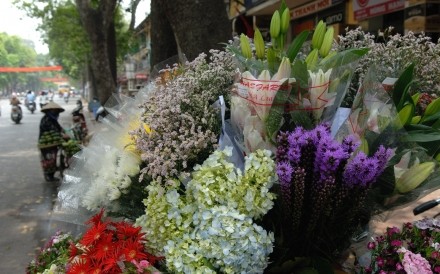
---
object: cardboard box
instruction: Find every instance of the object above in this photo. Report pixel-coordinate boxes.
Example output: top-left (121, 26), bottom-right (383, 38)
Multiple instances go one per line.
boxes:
top-left (404, 2), bottom-right (440, 33)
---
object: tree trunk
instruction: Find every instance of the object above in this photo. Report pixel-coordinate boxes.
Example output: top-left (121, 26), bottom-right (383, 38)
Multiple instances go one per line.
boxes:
top-left (150, 0), bottom-right (231, 68)
top-left (75, 0), bottom-right (117, 105)
top-left (150, 0), bottom-right (178, 68)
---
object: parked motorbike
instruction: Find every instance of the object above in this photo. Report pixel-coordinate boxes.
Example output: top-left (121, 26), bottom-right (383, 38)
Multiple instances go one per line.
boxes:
top-left (71, 100), bottom-right (89, 144)
top-left (11, 105), bottom-right (22, 124)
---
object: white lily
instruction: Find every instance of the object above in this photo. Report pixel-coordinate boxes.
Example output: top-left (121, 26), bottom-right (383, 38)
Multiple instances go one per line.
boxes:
top-left (243, 115), bottom-right (275, 154)
top-left (240, 57), bottom-right (294, 121)
top-left (308, 68), bottom-right (334, 121)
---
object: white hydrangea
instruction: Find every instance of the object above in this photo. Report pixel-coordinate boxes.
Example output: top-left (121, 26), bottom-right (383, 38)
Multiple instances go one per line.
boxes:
top-left (137, 147), bottom-right (276, 272)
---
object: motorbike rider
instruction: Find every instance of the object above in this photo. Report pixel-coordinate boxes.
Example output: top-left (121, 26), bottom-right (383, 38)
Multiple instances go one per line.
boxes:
top-left (63, 91), bottom-right (70, 103)
top-left (10, 93), bottom-right (22, 112)
top-left (25, 90), bottom-right (37, 109)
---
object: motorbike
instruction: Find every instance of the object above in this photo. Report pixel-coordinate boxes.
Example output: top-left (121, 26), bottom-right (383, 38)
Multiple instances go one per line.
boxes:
top-left (27, 100), bottom-right (36, 114)
top-left (71, 101), bottom-right (89, 144)
top-left (11, 105), bottom-right (22, 124)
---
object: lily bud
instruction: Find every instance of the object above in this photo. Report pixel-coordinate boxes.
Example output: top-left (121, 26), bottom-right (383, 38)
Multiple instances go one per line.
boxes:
top-left (240, 34), bottom-right (252, 59)
top-left (254, 28), bottom-right (265, 60)
top-left (272, 57), bottom-right (291, 81)
top-left (270, 10), bottom-right (281, 39)
top-left (311, 20), bottom-right (326, 50)
top-left (305, 48), bottom-right (319, 70)
top-left (319, 26), bottom-right (334, 57)
top-left (266, 47), bottom-right (277, 71)
top-left (396, 162), bottom-right (436, 193)
top-left (280, 8), bottom-right (290, 34)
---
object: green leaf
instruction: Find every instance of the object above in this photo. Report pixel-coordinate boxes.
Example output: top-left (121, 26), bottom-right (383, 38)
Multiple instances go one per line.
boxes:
top-left (411, 115), bottom-right (421, 124)
top-left (411, 92), bottom-right (421, 104)
top-left (319, 48), bottom-right (369, 71)
top-left (397, 81), bottom-right (415, 111)
top-left (398, 103), bottom-right (414, 126)
top-left (432, 119), bottom-right (440, 129)
top-left (289, 110), bottom-right (314, 129)
top-left (279, 0), bottom-right (288, 13)
top-left (392, 63), bottom-right (415, 108)
top-left (360, 137), bottom-right (369, 154)
top-left (291, 59), bottom-right (309, 88)
top-left (267, 47), bottom-right (278, 73)
top-left (265, 79), bottom-right (292, 143)
top-left (424, 97), bottom-right (440, 117)
top-left (403, 130), bottom-right (440, 142)
top-left (421, 110), bottom-right (440, 124)
top-left (286, 30), bottom-right (309, 61)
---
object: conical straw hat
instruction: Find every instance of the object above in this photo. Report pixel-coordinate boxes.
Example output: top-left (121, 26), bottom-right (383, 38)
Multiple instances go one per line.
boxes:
top-left (41, 101), bottom-right (65, 113)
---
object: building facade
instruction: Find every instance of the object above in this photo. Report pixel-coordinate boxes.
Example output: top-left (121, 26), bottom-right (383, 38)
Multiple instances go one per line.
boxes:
top-left (228, 0), bottom-right (439, 42)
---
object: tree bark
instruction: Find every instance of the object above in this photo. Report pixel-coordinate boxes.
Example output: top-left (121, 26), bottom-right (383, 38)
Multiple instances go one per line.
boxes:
top-left (150, 0), bottom-right (231, 68)
top-left (150, 0), bottom-right (178, 68)
top-left (75, 0), bottom-right (117, 105)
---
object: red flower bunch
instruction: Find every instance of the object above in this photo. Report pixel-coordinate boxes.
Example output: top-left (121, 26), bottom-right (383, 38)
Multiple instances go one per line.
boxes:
top-left (67, 209), bottom-right (160, 273)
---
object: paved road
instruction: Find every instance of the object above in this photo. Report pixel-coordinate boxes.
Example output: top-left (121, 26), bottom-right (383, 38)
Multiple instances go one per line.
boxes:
top-left (0, 96), bottom-right (89, 273)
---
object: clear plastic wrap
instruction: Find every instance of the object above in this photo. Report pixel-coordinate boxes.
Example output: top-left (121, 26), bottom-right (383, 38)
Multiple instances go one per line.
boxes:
top-left (335, 65), bottom-right (440, 217)
top-left (230, 53), bottom-right (360, 156)
top-left (54, 91), bottom-right (148, 223)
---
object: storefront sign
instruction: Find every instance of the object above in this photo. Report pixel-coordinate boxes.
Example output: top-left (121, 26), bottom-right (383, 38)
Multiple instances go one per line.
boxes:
top-left (291, 0), bottom-right (333, 19)
top-left (135, 74), bottom-right (148, 80)
top-left (323, 12), bottom-right (344, 24)
top-left (353, 0), bottom-right (405, 20)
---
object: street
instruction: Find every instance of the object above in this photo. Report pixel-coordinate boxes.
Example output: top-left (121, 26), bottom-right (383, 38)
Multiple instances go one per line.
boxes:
top-left (0, 96), bottom-right (87, 273)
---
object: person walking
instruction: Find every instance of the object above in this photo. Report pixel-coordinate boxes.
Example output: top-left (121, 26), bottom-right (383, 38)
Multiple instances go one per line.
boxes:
top-left (38, 102), bottom-right (69, 182)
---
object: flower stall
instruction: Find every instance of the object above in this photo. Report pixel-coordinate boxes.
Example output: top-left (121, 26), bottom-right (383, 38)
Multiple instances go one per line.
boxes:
top-left (27, 2), bottom-right (440, 274)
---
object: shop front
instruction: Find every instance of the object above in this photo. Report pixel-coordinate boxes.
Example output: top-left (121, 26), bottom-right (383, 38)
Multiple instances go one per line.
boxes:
top-left (353, 0), bottom-right (406, 35)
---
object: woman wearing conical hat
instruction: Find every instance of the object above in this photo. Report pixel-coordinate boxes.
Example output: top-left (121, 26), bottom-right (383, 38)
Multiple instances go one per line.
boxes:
top-left (38, 102), bottom-right (69, 182)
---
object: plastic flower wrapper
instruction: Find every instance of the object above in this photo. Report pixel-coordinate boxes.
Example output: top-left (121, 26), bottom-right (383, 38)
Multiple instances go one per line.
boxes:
top-left (227, 4), bottom-right (368, 155)
top-left (55, 94), bottom-right (151, 222)
top-left (335, 65), bottom-right (440, 217)
top-left (135, 147), bottom-right (276, 273)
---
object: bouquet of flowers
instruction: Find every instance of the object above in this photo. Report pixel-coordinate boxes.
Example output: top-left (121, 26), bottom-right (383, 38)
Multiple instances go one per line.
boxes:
top-left (227, 1), bottom-right (367, 155)
top-left (361, 218), bottom-right (440, 273)
top-left (336, 27), bottom-right (440, 108)
top-left (132, 50), bottom-right (236, 183)
top-left (27, 231), bottom-right (75, 274)
top-left (263, 124), bottom-right (392, 272)
top-left (135, 147), bottom-right (276, 273)
top-left (336, 63), bottom-right (440, 213)
top-left (67, 209), bottom-right (161, 274)
top-left (54, 93), bottom-right (152, 224)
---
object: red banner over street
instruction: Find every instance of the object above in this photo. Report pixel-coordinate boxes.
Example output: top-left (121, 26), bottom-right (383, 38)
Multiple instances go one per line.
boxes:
top-left (0, 66), bottom-right (63, 72)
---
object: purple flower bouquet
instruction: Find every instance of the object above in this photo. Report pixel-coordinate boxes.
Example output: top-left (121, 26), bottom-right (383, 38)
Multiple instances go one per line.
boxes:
top-left (266, 123), bottom-right (392, 265)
